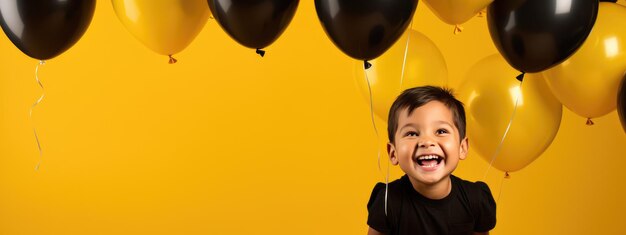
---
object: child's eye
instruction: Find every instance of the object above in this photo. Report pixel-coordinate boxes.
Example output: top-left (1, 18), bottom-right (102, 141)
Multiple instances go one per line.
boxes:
top-left (436, 129), bottom-right (449, 135)
top-left (405, 131), bottom-right (418, 137)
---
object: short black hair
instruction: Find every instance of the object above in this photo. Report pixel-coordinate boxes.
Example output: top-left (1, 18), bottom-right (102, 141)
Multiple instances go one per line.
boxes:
top-left (387, 86), bottom-right (466, 143)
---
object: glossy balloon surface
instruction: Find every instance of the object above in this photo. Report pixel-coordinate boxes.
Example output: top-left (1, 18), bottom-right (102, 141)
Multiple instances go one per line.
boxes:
top-left (315, 0), bottom-right (418, 61)
top-left (209, 0), bottom-right (299, 49)
top-left (0, 0), bottom-right (96, 60)
top-left (487, 0), bottom-right (598, 72)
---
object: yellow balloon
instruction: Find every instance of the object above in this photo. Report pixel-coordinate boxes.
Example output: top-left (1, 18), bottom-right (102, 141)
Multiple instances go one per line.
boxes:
top-left (422, 0), bottom-right (493, 25)
top-left (457, 54), bottom-right (562, 173)
top-left (354, 30), bottom-right (448, 122)
top-left (112, 0), bottom-right (210, 57)
top-left (543, 3), bottom-right (626, 119)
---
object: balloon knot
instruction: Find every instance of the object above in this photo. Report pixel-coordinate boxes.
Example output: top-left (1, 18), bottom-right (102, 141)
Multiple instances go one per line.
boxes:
top-left (504, 172), bottom-right (511, 179)
top-left (168, 55), bottom-right (178, 64)
top-left (364, 60), bottom-right (372, 70)
top-left (256, 48), bottom-right (266, 57)
top-left (516, 71), bottom-right (525, 82)
top-left (478, 9), bottom-right (487, 17)
top-left (453, 25), bottom-right (464, 35)
top-left (586, 118), bottom-right (594, 125)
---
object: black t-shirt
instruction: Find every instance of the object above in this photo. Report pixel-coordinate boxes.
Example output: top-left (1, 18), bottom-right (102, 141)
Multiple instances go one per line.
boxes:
top-left (367, 175), bottom-right (496, 235)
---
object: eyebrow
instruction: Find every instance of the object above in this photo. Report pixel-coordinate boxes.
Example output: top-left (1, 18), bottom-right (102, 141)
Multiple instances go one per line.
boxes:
top-left (398, 123), bottom-right (416, 131)
top-left (434, 120), bottom-right (454, 127)
top-left (398, 121), bottom-right (453, 130)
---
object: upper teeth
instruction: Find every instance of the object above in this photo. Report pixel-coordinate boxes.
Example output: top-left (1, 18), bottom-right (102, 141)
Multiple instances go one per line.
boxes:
top-left (418, 155), bottom-right (439, 160)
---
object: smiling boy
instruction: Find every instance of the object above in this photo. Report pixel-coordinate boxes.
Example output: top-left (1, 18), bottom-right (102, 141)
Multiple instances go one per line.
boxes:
top-left (367, 86), bottom-right (496, 235)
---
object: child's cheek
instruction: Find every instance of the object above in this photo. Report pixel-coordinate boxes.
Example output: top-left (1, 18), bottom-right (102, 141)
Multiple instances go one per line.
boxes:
top-left (398, 141), bottom-right (417, 156)
top-left (439, 141), bottom-right (457, 156)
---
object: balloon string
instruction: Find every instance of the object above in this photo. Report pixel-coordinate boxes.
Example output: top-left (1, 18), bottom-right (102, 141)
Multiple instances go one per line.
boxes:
top-left (364, 67), bottom-right (388, 216)
top-left (31, 60), bottom-right (46, 171)
top-left (496, 172), bottom-right (509, 202)
top-left (399, 20), bottom-right (413, 91)
top-left (482, 78), bottom-right (524, 181)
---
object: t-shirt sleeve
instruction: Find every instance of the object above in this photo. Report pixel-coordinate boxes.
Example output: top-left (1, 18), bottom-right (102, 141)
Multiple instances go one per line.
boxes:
top-left (367, 183), bottom-right (390, 234)
top-left (474, 181), bottom-right (497, 232)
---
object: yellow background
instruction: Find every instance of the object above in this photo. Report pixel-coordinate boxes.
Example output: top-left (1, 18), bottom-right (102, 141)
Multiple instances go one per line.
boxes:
top-left (1, 1), bottom-right (625, 234)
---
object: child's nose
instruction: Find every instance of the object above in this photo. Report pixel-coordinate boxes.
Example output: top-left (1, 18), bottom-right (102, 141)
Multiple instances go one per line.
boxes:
top-left (418, 137), bottom-right (436, 148)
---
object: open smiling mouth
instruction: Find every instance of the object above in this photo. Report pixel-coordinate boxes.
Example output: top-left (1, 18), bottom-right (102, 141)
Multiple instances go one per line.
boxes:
top-left (415, 155), bottom-right (444, 168)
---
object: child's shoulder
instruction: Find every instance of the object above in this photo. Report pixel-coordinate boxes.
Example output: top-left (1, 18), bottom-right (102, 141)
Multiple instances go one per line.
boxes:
top-left (367, 175), bottom-right (413, 230)
top-left (370, 175), bottom-right (410, 196)
top-left (451, 175), bottom-right (492, 196)
top-left (367, 175), bottom-right (411, 208)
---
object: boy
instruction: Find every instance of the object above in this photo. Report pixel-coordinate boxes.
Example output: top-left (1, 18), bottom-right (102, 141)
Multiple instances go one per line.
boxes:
top-left (367, 86), bottom-right (496, 235)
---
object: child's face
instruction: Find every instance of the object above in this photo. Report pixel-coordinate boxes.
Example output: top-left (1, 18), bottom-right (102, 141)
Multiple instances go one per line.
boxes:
top-left (388, 101), bottom-right (468, 186)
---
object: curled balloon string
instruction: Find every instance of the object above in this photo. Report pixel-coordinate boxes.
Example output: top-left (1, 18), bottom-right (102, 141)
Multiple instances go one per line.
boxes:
top-left (256, 48), bottom-right (266, 57)
top-left (482, 79), bottom-right (524, 181)
top-left (453, 25), bottom-right (464, 35)
top-left (364, 67), bottom-right (388, 215)
top-left (31, 60), bottom-right (46, 171)
top-left (516, 71), bottom-right (525, 82)
top-left (364, 60), bottom-right (372, 70)
top-left (168, 55), bottom-right (178, 64)
top-left (586, 118), bottom-right (594, 125)
top-left (399, 20), bottom-right (414, 91)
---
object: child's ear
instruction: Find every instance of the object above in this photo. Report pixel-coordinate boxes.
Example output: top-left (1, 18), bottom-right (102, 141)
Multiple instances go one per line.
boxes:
top-left (459, 137), bottom-right (469, 160)
top-left (387, 142), bottom-right (399, 165)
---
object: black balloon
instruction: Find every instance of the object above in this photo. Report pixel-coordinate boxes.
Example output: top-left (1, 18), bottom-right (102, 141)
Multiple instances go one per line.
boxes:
top-left (618, 76), bottom-right (626, 133)
top-left (208, 0), bottom-right (299, 50)
top-left (487, 0), bottom-right (598, 73)
top-left (315, 0), bottom-right (418, 61)
top-left (0, 0), bottom-right (96, 60)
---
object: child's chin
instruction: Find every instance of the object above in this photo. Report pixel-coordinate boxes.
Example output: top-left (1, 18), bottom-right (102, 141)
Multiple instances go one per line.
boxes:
top-left (412, 171), bottom-right (451, 185)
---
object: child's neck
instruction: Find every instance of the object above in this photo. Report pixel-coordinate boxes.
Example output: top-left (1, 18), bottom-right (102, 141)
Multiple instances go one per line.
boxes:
top-left (409, 176), bottom-right (452, 200)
